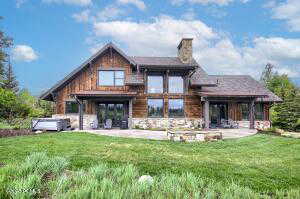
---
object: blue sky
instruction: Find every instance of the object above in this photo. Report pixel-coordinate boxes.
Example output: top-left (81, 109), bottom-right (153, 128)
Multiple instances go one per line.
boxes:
top-left (1, 0), bottom-right (300, 95)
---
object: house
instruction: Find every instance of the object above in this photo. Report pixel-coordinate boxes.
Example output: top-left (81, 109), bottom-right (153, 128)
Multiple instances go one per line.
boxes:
top-left (40, 38), bottom-right (282, 130)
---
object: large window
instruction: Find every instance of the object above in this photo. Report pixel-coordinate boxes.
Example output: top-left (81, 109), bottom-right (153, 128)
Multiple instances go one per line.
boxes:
top-left (148, 99), bottom-right (164, 117)
top-left (168, 99), bottom-right (184, 117)
top-left (147, 75), bottom-right (163, 93)
top-left (65, 101), bottom-right (85, 114)
top-left (240, 103), bottom-right (249, 120)
top-left (98, 70), bottom-right (124, 86)
top-left (168, 76), bottom-right (184, 93)
top-left (255, 104), bottom-right (264, 120)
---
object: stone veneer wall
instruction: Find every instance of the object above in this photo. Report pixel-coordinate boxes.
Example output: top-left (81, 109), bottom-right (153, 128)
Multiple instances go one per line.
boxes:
top-left (52, 114), bottom-right (98, 130)
top-left (132, 118), bottom-right (203, 130)
top-left (237, 121), bottom-right (271, 130)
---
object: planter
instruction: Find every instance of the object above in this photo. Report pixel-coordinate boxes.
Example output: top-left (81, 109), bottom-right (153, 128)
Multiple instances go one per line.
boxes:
top-left (167, 130), bottom-right (222, 142)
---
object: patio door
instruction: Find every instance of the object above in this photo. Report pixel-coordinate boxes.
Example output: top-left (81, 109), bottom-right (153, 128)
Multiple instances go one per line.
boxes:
top-left (209, 102), bottom-right (228, 127)
top-left (97, 103), bottom-right (124, 128)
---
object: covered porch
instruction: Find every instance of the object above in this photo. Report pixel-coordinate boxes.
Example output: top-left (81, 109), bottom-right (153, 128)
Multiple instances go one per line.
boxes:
top-left (71, 91), bottom-right (136, 130)
top-left (201, 95), bottom-right (268, 129)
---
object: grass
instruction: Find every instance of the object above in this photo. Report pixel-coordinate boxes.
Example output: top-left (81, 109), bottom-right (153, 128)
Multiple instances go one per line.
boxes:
top-left (1, 153), bottom-right (299, 199)
top-left (0, 132), bottom-right (299, 194)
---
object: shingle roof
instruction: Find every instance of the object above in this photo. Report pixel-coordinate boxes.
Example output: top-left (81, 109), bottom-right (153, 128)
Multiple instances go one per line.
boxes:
top-left (190, 67), bottom-right (217, 86)
top-left (130, 56), bottom-right (198, 68)
top-left (199, 75), bottom-right (282, 102)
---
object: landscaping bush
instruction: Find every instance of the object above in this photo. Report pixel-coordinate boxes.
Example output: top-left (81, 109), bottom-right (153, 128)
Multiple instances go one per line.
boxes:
top-left (1, 153), bottom-right (299, 199)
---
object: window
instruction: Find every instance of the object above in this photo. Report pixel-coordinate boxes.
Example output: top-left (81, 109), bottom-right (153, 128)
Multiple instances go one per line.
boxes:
top-left (98, 70), bottom-right (124, 86)
top-left (148, 99), bottom-right (163, 117)
top-left (147, 75), bottom-right (163, 93)
top-left (168, 76), bottom-right (184, 93)
top-left (255, 104), bottom-right (264, 120)
top-left (168, 99), bottom-right (184, 117)
top-left (65, 101), bottom-right (85, 114)
top-left (240, 103), bottom-right (249, 120)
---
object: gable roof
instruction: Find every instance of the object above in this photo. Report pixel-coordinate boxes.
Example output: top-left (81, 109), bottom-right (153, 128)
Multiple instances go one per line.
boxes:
top-left (199, 75), bottom-right (282, 102)
top-left (130, 56), bottom-right (198, 68)
top-left (40, 42), bottom-right (136, 100)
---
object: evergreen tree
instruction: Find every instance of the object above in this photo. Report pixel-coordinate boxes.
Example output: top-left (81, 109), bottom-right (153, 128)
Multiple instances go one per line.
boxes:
top-left (0, 17), bottom-right (13, 84)
top-left (3, 55), bottom-right (19, 92)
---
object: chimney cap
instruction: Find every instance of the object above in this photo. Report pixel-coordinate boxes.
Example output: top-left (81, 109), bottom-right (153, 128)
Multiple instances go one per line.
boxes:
top-left (177, 38), bottom-right (193, 49)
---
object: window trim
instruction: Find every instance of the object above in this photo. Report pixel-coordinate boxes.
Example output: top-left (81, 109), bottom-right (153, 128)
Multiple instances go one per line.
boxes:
top-left (168, 75), bottom-right (184, 94)
top-left (147, 98), bottom-right (164, 118)
top-left (98, 69), bottom-right (125, 87)
top-left (168, 98), bottom-right (185, 118)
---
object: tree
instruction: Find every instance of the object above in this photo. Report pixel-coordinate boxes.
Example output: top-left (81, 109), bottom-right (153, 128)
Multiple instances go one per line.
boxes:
top-left (272, 95), bottom-right (300, 131)
top-left (2, 55), bottom-right (19, 92)
top-left (260, 63), bottom-right (274, 86)
top-left (0, 17), bottom-right (13, 84)
top-left (260, 63), bottom-right (298, 100)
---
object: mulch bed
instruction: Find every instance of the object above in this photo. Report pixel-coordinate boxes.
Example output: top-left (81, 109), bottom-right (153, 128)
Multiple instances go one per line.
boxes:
top-left (0, 129), bottom-right (36, 138)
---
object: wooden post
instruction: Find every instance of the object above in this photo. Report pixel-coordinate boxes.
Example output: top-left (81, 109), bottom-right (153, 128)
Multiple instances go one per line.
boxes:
top-left (128, 99), bottom-right (133, 129)
top-left (78, 99), bottom-right (84, 130)
top-left (204, 99), bottom-right (210, 129)
top-left (249, 99), bottom-right (255, 129)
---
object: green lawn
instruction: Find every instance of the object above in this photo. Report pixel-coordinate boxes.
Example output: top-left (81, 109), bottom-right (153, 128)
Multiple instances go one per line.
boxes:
top-left (0, 132), bottom-right (299, 193)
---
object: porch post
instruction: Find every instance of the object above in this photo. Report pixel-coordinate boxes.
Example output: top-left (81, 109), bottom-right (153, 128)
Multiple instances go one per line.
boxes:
top-left (78, 99), bottom-right (84, 130)
top-left (128, 99), bottom-right (133, 129)
top-left (249, 99), bottom-right (255, 129)
top-left (204, 99), bottom-right (210, 129)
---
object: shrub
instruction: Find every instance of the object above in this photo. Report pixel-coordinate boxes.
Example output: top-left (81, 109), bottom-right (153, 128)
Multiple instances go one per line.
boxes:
top-left (1, 153), bottom-right (299, 198)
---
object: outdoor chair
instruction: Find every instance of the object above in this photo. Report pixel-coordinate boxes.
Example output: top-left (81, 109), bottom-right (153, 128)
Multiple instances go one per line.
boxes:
top-left (104, 119), bottom-right (112, 129)
top-left (228, 119), bottom-right (239, 129)
top-left (221, 119), bottom-right (231, 128)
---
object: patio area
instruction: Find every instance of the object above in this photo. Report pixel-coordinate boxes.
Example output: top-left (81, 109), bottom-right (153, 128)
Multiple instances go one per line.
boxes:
top-left (74, 128), bottom-right (257, 141)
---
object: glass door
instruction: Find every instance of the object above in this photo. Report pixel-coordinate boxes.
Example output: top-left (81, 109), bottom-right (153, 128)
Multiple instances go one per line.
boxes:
top-left (97, 103), bottom-right (124, 128)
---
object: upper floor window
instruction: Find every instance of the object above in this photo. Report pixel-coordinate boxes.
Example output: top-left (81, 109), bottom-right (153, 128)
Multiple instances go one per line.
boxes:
top-left (98, 70), bottom-right (124, 86)
top-left (147, 75), bottom-right (163, 93)
top-left (168, 76), bottom-right (184, 93)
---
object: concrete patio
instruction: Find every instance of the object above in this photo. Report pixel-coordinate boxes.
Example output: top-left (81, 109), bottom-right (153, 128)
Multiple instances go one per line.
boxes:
top-left (74, 128), bottom-right (257, 141)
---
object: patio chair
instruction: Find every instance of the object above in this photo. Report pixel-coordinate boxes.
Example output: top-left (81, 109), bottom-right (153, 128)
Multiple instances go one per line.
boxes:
top-left (104, 119), bottom-right (112, 129)
top-left (228, 119), bottom-right (239, 129)
top-left (220, 119), bottom-right (231, 128)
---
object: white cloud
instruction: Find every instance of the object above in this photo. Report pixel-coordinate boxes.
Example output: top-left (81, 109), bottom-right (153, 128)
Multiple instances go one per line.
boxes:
top-left (97, 5), bottom-right (125, 21)
top-left (91, 16), bottom-right (300, 78)
top-left (170, 0), bottom-right (249, 6)
top-left (118, 0), bottom-right (146, 10)
top-left (93, 15), bottom-right (217, 55)
top-left (269, 0), bottom-right (300, 32)
top-left (42, 0), bottom-right (92, 6)
top-left (72, 9), bottom-right (90, 22)
top-left (16, 0), bottom-right (26, 8)
top-left (12, 45), bottom-right (38, 62)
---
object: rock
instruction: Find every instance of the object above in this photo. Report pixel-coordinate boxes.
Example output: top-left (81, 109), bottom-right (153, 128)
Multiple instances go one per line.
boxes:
top-left (35, 130), bottom-right (43, 134)
top-left (275, 128), bottom-right (285, 135)
top-left (138, 175), bottom-right (154, 184)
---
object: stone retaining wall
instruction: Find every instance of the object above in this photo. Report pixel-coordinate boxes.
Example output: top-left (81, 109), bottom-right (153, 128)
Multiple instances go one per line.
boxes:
top-left (132, 118), bottom-right (203, 130)
top-left (52, 114), bottom-right (98, 130)
top-left (237, 120), bottom-right (271, 130)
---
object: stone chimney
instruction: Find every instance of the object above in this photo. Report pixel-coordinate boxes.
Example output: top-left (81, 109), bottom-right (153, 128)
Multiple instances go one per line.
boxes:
top-left (177, 38), bottom-right (193, 64)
